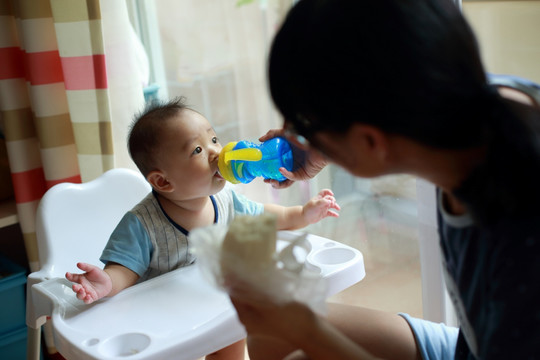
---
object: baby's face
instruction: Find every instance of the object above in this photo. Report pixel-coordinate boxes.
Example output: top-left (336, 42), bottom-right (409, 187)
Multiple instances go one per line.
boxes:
top-left (155, 109), bottom-right (226, 200)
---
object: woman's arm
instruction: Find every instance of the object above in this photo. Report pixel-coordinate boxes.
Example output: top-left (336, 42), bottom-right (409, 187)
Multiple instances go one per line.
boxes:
top-left (231, 295), bottom-right (420, 360)
top-left (295, 310), bottom-right (382, 360)
top-left (229, 285), bottom-right (381, 360)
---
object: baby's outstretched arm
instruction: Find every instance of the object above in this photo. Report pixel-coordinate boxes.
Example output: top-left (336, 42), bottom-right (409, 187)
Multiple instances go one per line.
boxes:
top-left (264, 189), bottom-right (340, 230)
top-left (65, 262), bottom-right (139, 304)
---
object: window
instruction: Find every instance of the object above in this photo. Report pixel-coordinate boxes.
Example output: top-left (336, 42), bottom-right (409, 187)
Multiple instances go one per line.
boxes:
top-left (131, 0), bottom-right (425, 319)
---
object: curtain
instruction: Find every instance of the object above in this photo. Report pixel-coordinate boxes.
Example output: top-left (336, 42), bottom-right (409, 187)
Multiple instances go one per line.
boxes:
top-left (0, 0), bottom-right (143, 273)
top-left (1, 0), bottom-right (144, 356)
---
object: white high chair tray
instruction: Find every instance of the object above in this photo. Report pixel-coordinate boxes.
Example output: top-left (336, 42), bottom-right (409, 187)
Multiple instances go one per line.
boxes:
top-left (30, 231), bottom-right (365, 360)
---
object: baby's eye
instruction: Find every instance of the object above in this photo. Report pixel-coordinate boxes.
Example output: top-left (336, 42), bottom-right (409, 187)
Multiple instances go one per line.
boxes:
top-left (192, 146), bottom-right (202, 155)
top-left (212, 136), bottom-right (219, 144)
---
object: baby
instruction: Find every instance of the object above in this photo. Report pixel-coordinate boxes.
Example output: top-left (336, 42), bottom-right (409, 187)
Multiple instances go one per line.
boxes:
top-left (65, 97), bottom-right (340, 360)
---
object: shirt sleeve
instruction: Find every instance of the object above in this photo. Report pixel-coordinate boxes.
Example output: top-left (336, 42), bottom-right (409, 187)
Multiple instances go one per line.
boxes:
top-left (100, 212), bottom-right (152, 277)
top-left (231, 189), bottom-right (264, 216)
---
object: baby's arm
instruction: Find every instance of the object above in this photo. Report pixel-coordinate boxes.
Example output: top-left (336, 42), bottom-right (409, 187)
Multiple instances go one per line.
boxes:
top-left (264, 189), bottom-right (340, 230)
top-left (65, 262), bottom-right (139, 304)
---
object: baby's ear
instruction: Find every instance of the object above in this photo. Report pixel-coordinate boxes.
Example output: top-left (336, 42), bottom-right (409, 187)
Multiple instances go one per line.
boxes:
top-left (147, 171), bottom-right (173, 192)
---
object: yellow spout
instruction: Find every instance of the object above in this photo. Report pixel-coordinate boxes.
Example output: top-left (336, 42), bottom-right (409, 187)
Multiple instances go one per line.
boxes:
top-left (218, 142), bottom-right (263, 184)
top-left (218, 142), bottom-right (240, 183)
top-left (224, 148), bottom-right (262, 163)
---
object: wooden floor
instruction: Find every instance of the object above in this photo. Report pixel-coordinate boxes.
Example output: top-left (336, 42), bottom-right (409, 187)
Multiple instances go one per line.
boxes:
top-left (309, 190), bottom-right (423, 318)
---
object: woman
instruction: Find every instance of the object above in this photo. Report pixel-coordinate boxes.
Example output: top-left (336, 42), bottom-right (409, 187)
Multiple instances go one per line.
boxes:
top-left (228, 0), bottom-right (540, 359)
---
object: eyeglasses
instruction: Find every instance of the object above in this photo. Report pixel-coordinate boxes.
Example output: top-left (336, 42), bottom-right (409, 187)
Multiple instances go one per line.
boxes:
top-left (283, 123), bottom-right (309, 149)
top-left (283, 112), bottom-right (322, 149)
top-left (283, 117), bottom-right (333, 164)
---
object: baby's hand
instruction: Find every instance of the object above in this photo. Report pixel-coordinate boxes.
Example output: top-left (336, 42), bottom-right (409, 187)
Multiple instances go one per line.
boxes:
top-left (65, 262), bottom-right (113, 304)
top-left (302, 189), bottom-right (340, 224)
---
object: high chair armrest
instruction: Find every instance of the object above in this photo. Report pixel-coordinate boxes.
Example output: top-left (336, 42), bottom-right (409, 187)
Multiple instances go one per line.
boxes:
top-left (26, 274), bottom-right (71, 329)
top-left (26, 270), bottom-right (52, 329)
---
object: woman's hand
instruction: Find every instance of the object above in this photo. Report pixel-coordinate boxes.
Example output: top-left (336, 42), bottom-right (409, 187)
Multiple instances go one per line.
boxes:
top-left (227, 278), bottom-right (317, 344)
top-left (259, 129), bottom-right (328, 189)
top-left (228, 279), bottom-right (381, 360)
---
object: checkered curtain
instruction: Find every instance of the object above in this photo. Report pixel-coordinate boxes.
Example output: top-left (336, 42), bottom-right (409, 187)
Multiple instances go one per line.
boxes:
top-left (1, 1), bottom-right (145, 357)
top-left (0, 0), bottom-right (126, 272)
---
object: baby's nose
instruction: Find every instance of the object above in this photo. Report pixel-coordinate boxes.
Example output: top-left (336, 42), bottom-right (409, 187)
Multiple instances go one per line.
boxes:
top-left (209, 146), bottom-right (221, 161)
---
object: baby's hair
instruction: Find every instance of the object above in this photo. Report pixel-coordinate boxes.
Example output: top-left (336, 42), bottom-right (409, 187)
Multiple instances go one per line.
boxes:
top-left (128, 96), bottom-right (191, 176)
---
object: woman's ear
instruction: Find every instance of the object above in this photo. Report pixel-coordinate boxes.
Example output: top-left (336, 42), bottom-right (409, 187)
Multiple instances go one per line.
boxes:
top-left (347, 123), bottom-right (388, 161)
top-left (147, 171), bottom-right (173, 192)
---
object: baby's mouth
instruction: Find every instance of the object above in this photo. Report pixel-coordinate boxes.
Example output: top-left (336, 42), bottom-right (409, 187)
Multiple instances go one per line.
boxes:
top-left (215, 170), bottom-right (224, 180)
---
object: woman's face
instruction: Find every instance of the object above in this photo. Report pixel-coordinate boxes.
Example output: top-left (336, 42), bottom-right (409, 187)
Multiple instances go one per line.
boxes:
top-left (310, 126), bottom-right (390, 179)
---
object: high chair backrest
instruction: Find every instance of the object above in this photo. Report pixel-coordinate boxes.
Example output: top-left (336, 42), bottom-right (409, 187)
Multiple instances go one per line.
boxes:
top-left (35, 168), bottom-right (151, 278)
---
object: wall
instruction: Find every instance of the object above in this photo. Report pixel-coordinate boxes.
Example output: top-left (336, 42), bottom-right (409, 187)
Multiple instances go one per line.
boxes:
top-left (463, 0), bottom-right (540, 83)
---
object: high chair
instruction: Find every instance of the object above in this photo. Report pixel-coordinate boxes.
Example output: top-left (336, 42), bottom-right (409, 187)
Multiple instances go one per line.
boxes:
top-left (26, 168), bottom-right (365, 360)
top-left (26, 168), bottom-right (151, 359)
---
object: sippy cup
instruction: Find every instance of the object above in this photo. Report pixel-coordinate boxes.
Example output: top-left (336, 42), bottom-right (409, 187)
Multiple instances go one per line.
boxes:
top-left (218, 137), bottom-right (293, 184)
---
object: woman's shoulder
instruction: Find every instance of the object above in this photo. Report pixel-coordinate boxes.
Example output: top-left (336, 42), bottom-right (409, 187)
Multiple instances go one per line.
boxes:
top-left (488, 211), bottom-right (540, 247)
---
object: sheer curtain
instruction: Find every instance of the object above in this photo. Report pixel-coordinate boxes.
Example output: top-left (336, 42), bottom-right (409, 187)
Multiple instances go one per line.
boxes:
top-left (148, 0), bottom-right (311, 205)
top-left (142, 0), bottom-right (423, 319)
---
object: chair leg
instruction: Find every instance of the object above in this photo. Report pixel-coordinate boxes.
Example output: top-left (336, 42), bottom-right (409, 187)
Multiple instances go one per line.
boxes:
top-left (27, 326), bottom-right (41, 360)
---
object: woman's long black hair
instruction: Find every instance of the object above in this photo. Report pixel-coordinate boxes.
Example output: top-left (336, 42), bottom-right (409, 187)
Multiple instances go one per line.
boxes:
top-left (268, 0), bottom-right (540, 225)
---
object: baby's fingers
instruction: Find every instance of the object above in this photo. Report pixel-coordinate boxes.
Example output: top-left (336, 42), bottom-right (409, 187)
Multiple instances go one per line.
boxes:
top-left (73, 285), bottom-right (87, 300)
top-left (324, 195), bottom-right (341, 211)
top-left (318, 189), bottom-right (335, 198)
top-left (66, 271), bottom-right (83, 284)
top-left (326, 209), bottom-right (340, 218)
top-left (83, 294), bottom-right (95, 304)
top-left (76, 262), bottom-right (94, 272)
